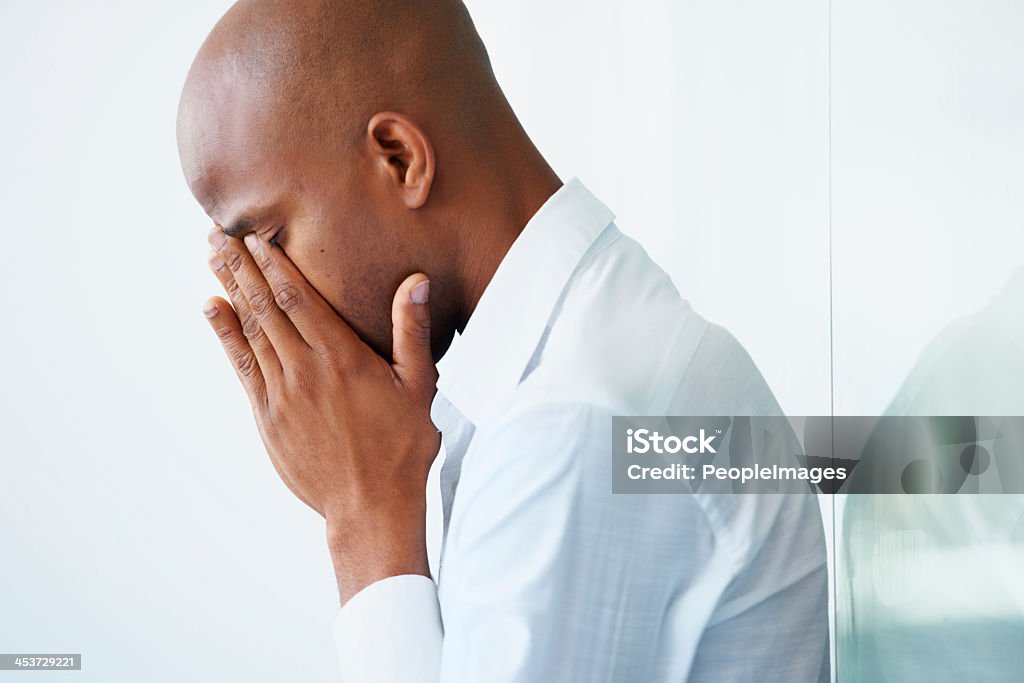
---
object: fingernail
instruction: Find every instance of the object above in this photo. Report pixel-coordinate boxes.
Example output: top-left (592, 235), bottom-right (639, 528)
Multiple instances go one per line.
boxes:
top-left (243, 234), bottom-right (259, 253)
top-left (208, 252), bottom-right (225, 270)
top-left (410, 279), bottom-right (430, 305)
top-left (203, 303), bottom-right (219, 318)
top-left (208, 228), bottom-right (227, 251)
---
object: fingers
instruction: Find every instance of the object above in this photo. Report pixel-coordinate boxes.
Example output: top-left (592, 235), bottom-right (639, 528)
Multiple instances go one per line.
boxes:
top-left (240, 233), bottom-right (363, 351)
top-left (209, 227), bottom-right (304, 358)
top-left (390, 273), bottom-right (437, 397)
top-left (208, 248), bottom-right (283, 383)
top-left (202, 296), bottom-right (311, 512)
top-left (202, 296), bottom-right (267, 407)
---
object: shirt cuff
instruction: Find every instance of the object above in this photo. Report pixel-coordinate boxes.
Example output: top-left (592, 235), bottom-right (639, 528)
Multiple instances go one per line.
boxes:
top-left (332, 574), bottom-right (443, 683)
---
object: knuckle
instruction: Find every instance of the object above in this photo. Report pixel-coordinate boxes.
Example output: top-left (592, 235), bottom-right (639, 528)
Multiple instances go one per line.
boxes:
top-left (335, 350), bottom-right (372, 379)
top-left (316, 342), bottom-right (345, 367)
top-left (224, 278), bottom-right (242, 300)
top-left (408, 323), bottom-right (432, 346)
top-left (240, 313), bottom-right (263, 340)
top-left (215, 325), bottom-right (236, 343)
top-left (225, 251), bottom-right (246, 272)
top-left (275, 284), bottom-right (303, 313)
top-left (265, 397), bottom-right (284, 424)
top-left (234, 350), bottom-right (259, 379)
top-left (253, 246), bottom-right (273, 269)
top-left (285, 368), bottom-right (314, 396)
top-left (267, 394), bottom-right (297, 427)
top-left (247, 287), bottom-right (275, 316)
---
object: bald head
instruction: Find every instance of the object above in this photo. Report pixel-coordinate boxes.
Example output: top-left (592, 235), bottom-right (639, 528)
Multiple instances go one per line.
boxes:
top-left (179, 0), bottom-right (502, 194)
top-left (177, 0), bottom-right (560, 360)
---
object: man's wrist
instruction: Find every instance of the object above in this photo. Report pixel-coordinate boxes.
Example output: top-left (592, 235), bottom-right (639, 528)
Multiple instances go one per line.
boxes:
top-left (326, 506), bottom-right (431, 605)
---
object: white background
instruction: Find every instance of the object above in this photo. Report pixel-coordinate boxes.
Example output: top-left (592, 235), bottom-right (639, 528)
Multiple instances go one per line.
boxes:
top-left (0, 2), bottom-right (1020, 682)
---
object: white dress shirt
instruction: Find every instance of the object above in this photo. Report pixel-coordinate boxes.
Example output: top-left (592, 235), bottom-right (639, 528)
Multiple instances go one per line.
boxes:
top-left (333, 178), bottom-right (830, 682)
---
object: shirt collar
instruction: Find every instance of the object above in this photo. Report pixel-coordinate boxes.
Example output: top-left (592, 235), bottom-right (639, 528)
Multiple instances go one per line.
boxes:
top-left (433, 177), bottom-right (615, 427)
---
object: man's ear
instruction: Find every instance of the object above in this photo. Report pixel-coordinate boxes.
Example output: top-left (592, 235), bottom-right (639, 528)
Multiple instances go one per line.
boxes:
top-left (367, 112), bottom-right (435, 210)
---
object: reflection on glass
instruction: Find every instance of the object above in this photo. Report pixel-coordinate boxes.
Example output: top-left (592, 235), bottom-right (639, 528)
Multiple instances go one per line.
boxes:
top-left (838, 266), bottom-right (1024, 681)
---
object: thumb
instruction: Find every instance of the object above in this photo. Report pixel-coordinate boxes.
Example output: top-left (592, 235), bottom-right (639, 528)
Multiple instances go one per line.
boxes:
top-left (391, 272), bottom-right (437, 393)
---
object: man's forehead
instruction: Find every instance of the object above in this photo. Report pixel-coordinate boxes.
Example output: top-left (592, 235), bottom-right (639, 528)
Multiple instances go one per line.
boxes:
top-left (178, 65), bottom-right (277, 199)
top-left (182, 139), bottom-right (284, 232)
top-left (178, 73), bottom-right (315, 236)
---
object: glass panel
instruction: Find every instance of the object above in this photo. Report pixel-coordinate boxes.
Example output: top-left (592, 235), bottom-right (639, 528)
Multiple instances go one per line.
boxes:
top-left (831, 1), bottom-right (1024, 680)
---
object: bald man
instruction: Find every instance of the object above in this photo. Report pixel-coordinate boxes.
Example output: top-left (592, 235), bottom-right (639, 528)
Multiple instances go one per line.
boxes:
top-left (177, 1), bottom-right (830, 681)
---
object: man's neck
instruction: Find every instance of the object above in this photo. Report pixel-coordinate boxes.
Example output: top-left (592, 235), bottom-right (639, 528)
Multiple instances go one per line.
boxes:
top-left (454, 158), bottom-right (563, 334)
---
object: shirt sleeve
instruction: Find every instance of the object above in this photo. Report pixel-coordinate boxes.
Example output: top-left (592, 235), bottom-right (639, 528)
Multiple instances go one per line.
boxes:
top-left (332, 574), bottom-right (443, 683)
